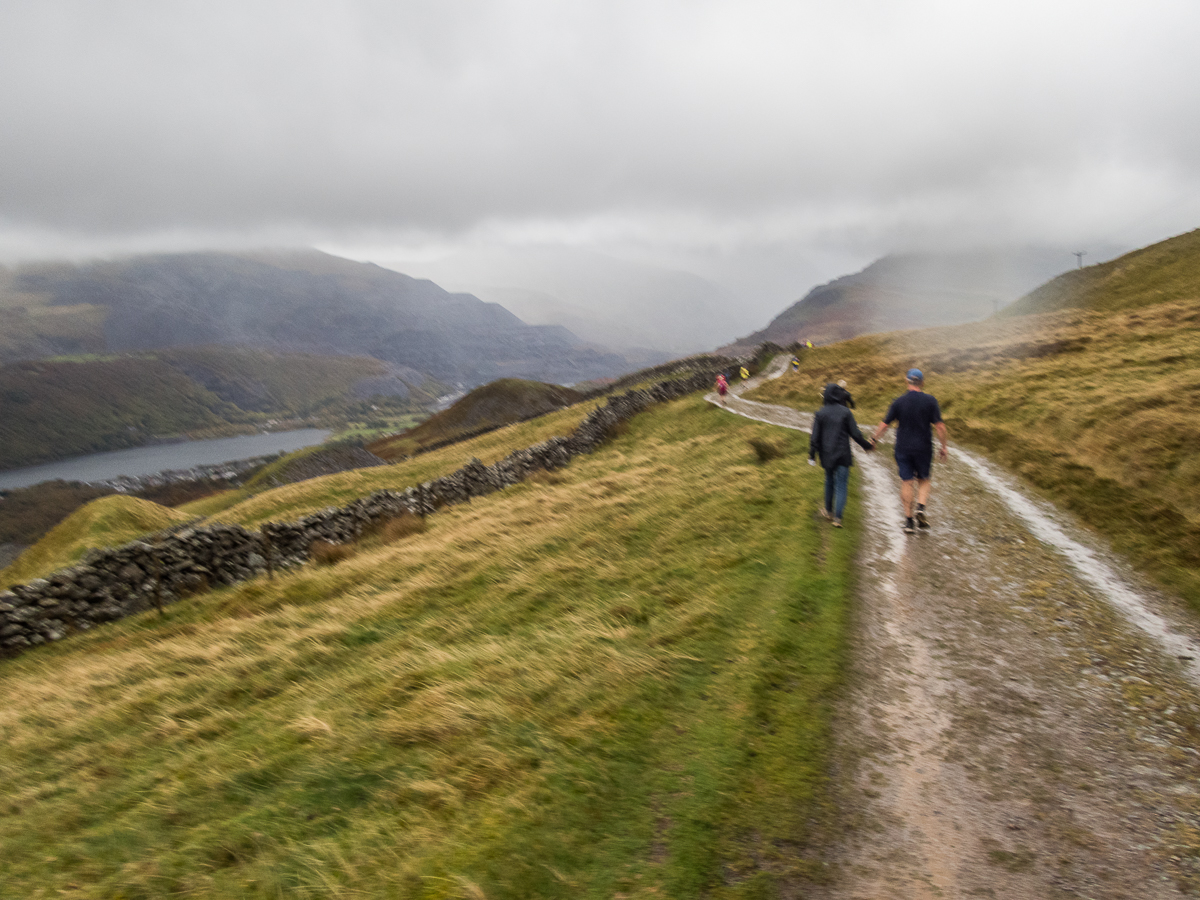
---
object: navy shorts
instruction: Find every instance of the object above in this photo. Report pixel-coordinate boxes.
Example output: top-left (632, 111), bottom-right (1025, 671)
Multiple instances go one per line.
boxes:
top-left (895, 449), bottom-right (933, 481)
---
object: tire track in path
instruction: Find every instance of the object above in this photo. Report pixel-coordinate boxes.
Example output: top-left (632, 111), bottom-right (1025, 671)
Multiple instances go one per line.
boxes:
top-left (709, 365), bottom-right (1200, 897)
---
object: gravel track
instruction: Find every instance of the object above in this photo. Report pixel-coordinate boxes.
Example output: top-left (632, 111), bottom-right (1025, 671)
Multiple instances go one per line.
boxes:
top-left (709, 363), bottom-right (1200, 897)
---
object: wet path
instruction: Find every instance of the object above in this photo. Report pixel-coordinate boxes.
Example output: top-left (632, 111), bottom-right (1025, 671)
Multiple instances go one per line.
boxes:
top-left (709, 365), bottom-right (1200, 897)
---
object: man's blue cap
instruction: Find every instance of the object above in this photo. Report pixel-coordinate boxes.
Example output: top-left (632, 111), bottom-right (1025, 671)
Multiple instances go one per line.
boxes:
top-left (906, 368), bottom-right (923, 382)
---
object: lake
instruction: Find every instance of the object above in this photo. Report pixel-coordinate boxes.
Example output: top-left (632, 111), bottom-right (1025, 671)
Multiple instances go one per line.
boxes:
top-left (0, 430), bottom-right (332, 491)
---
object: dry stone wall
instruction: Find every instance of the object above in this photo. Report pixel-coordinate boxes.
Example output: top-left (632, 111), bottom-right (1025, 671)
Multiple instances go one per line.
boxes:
top-left (0, 365), bottom-right (738, 658)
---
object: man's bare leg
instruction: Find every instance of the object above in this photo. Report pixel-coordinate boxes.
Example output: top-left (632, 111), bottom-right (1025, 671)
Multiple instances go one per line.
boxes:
top-left (916, 478), bottom-right (932, 507)
top-left (900, 479), bottom-right (915, 518)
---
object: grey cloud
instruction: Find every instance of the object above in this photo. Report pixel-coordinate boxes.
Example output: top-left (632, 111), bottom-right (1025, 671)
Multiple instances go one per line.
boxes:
top-left (1, 0), bottom-right (1199, 302)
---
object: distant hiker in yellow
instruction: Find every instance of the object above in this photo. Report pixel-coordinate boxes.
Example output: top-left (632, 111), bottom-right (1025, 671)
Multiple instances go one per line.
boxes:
top-left (805, 340), bottom-right (814, 349)
top-left (739, 366), bottom-right (749, 380)
top-left (790, 357), bottom-right (800, 372)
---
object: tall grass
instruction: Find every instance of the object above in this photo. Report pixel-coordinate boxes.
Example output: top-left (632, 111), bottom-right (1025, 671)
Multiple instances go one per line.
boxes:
top-left (2, 393), bottom-right (607, 588)
top-left (0, 392), bottom-right (856, 898)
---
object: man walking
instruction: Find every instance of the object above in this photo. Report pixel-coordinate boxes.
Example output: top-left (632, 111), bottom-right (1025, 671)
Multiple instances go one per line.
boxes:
top-left (871, 368), bottom-right (948, 534)
top-left (809, 382), bottom-right (875, 528)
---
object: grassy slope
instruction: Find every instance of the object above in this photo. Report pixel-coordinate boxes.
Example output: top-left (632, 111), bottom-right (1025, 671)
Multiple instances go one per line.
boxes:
top-left (368, 379), bottom-right (584, 461)
top-left (1, 403), bottom-right (595, 587)
top-left (0, 348), bottom-right (438, 472)
top-left (155, 347), bottom-right (411, 413)
top-left (0, 358), bottom-right (239, 470)
top-left (0, 304), bottom-right (108, 361)
top-left (0, 481), bottom-right (112, 547)
top-left (190, 402), bottom-right (597, 528)
top-left (0, 267), bottom-right (109, 359)
top-left (1002, 227), bottom-right (1200, 316)
top-left (749, 294), bottom-right (1200, 606)
top-left (0, 496), bottom-right (194, 589)
top-left (0, 391), bottom-right (857, 899)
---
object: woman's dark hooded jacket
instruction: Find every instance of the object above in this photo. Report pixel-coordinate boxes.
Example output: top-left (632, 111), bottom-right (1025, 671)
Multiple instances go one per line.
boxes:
top-left (809, 383), bottom-right (873, 470)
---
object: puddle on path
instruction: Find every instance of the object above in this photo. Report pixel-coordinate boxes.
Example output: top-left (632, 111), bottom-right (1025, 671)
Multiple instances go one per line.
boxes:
top-left (954, 447), bottom-right (1200, 685)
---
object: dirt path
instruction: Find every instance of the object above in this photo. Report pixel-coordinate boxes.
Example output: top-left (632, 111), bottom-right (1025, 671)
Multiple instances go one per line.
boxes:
top-left (710, 365), bottom-right (1200, 897)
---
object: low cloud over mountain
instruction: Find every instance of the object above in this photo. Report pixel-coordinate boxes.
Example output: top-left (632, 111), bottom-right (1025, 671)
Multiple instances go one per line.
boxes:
top-left (6, 249), bottom-right (631, 386)
top-left (723, 248), bottom-right (1076, 352)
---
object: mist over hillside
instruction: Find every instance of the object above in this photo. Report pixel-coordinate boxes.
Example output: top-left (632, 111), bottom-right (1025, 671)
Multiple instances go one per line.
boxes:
top-left (4, 250), bottom-right (632, 387)
top-left (723, 248), bottom-right (1080, 352)
top-left (387, 246), bottom-right (744, 355)
top-left (748, 224), bottom-right (1200, 605)
top-left (1001, 227), bottom-right (1200, 317)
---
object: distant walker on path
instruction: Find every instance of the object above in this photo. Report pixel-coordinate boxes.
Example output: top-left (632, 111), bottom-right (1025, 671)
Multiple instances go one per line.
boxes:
top-left (809, 382), bottom-right (875, 528)
top-left (871, 368), bottom-right (948, 534)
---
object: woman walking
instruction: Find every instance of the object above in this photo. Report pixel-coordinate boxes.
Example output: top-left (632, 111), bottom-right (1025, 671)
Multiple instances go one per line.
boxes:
top-left (809, 382), bottom-right (875, 527)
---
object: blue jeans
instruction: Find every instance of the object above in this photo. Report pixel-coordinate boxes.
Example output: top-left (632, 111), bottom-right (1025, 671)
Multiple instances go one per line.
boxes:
top-left (824, 465), bottom-right (850, 520)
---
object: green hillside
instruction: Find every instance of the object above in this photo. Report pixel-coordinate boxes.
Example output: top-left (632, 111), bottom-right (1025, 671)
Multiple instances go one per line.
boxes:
top-left (0, 387), bottom-right (857, 898)
top-left (0, 495), bottom-right (194, 589)
top-left (0, 303), bottom-right (108, 362)
top-left (3, 401), bottom-right (598, 586)
top-left (202, 402), bottom-right (596, 529)
top-left (749, 249), bottom-right (1200, 605)
top-left (1002, 227), bottom-right (1200, 316)
top-left (369, 378), bottom-right (584, 460)
top-left (0, 481), bottom-right (112, 548)
top-left (724, 249), bottom-right (1069, 352)
top-left (156, 347), bottom-right (440, 414)
top-left (0, 357), bottom-right (240, 470)
top-left (0, 349), bottom-right (435, 472)
top-left (0, 266), bottom-right (109, 362)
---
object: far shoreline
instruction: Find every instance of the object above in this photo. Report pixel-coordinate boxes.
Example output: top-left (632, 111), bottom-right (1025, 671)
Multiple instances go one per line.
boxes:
top-left (0, 429), bottom-right (332, 491)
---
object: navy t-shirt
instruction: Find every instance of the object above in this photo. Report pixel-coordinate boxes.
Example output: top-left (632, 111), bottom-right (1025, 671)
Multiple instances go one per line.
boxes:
top-left (884, 391), bottom-right (943, 457)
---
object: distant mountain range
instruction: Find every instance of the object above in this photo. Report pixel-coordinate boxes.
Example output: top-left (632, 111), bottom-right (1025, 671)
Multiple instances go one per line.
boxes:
top-left (1, 249), bottom-right (630, 387)
top-left (721, 248), bottom-right (1077, 352)
top-left (0, 249), bottom-right (644, 473)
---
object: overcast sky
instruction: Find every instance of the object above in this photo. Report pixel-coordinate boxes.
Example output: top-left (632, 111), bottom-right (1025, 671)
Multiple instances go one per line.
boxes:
top-left (3, 0), bottom-right (1199, 313)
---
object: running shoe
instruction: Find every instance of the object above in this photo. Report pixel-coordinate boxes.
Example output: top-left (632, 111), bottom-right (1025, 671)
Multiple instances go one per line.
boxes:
top-left (832, 518), bottom-right (843, 528)
top-left (903, 517), bottom-right (916, 534)
top-left (819, 507), bottom-right (832, 520)
top-left (915, 505), bottom-right (929, 529)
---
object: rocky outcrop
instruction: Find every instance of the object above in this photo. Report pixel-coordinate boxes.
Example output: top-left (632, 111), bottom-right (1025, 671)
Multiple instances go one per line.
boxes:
top-left (0, 363), bottom-right (740, 658)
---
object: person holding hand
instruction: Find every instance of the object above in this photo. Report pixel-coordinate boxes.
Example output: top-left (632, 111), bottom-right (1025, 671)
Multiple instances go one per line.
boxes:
top-left (871, 368), bottom-right (949, 534)
top-left (809, 382), bottom-right (875, 528)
